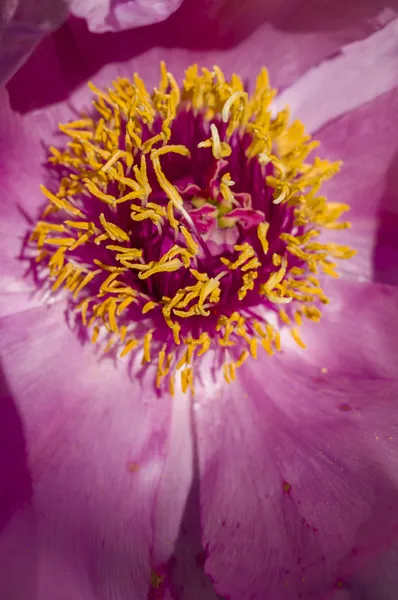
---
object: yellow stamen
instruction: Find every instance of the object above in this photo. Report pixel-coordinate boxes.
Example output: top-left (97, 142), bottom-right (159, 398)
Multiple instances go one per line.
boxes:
top-left (117, 296), bottom-right (135, 315)
top-left (222, 91), bottom-right (248, 123)
top-left (143, 331), bottom-right (153, 363)
top-left (236, 350), bottom-right (249, 368)
top-left (138, 258), bottom-right (183, 279)
top-left (151, 145), bottom-right (190, 207)
top-left (198, 123), bottom-right (232, 159)
top-left (167, 201), bottom-right (179, 232)
top-left (99, 213), bottom-right (130, 242)
top-left (101, 149), bottom-right (125, 173)
top-left (91, 326), bottom-right (100, 343)
top-left (180, 226), bottom-right (199, 256)
top-left (291, 327), bottom-right (306, 349)
top-left (142, 301), bottom-right (157, 314)
top-left (84, 181), bottom-right (116, 206)
top-left (31, 62), bottom-right (353, 394)
top-left (120, 338), bottom-right (138, 357)
top-left (257, 222), bottom-right (270, 254)
top-left (73, 269), bottom-right (101, 299)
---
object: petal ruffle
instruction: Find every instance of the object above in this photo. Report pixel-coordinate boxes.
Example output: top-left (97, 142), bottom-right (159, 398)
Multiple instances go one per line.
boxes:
top-left (69, 0), bottom-right (183, 34)
top-left (0, 302), bottom-right (192, 599)
top-left (187, 279), bottom-right (398, 600)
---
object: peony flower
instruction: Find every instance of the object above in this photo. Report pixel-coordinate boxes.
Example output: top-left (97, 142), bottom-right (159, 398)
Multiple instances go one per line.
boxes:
top-left (1, 3), bottom-right (398, 599)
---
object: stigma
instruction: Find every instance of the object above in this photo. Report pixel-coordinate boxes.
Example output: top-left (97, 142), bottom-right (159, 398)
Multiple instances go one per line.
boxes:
top-left (30, 63), bottom-right (355, 394)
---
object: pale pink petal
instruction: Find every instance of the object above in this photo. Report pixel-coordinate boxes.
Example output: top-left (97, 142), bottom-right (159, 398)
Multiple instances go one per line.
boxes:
top-left (0, 86), bottom-right (89, 316)
top-left (316, 88), bottom-right (398, 285)
top-left (190, 282), bottom-right (398, 599)
top-left (296, 278), bottom-right (398, 380)
top-left (267, 20), bottom-right (398, 285)
top-left (152, 388), bottom-right (194, 567)
top-left (0, 89), bottom-right (44, 299)
top-left (0, 302), bottom-right (192, 599)
top-left (69, 0), bottom-right (183, 33)
top-left (272, 19), bottom-right (398, 134)
top-left (0, 88), bottom-right (59, 316)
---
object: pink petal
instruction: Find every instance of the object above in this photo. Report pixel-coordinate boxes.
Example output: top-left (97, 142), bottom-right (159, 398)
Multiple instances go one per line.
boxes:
top-left (296, 278), bottom-right (398, 381)
top-left (190, 282), bottom-right (398, 599)
top-left (316, 87), bottom-right (398, 285)
top-left (1, 0), bottom-right (18, 23)
top-left (223, 207), bottom-right (265, 229)
top-left (0, 88), bottom-right (75, 316)
top-left (0, 302), bottom-right (192, 599)
top-left (0, 86), bottom-right (90, 316)
top-left (8, 0), bottom-right (397, 113)
top-left (152, 390), bottom-right (194, 567)
top-left (267, 20), bottom-right (398, 286)
top-left (0, 0), bottom-right (68, 84)
top-left (272, 19), bottom-right (398, 134)
top-left (69, 0), bottom-right (183, 34)
top-left (189, 205), bottom-right (217, 235)
top-left (0, 88), bottom-right (47, 314)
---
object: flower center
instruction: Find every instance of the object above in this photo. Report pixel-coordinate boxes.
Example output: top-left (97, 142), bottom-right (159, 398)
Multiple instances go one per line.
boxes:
top-left (30, 63), bottom-right (355, 394)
